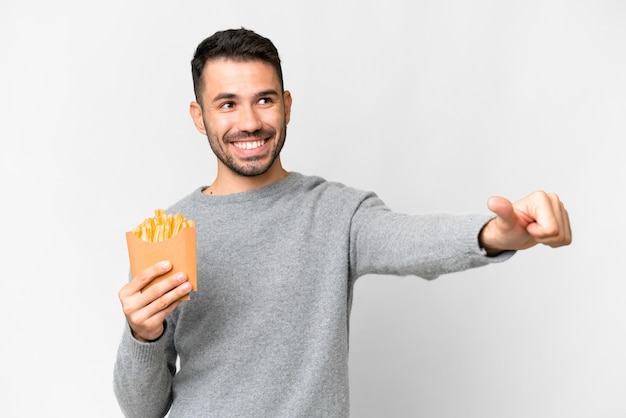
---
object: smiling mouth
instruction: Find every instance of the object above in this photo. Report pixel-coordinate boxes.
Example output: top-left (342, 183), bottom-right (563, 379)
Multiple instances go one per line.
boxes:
top-left (232, 139), bottom-right (267, 150)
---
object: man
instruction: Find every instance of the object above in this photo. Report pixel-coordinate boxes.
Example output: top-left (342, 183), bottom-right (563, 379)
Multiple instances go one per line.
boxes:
top-left (114, 28), bottom-right (571, 417)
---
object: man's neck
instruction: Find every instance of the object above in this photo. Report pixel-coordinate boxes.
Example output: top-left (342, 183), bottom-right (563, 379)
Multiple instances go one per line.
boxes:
top-left (203, 161), bottom-right (289, 195)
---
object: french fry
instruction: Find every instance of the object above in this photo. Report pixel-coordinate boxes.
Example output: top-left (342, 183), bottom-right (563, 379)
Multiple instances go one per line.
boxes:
top-left (131, 209), bottom-right (195, 242)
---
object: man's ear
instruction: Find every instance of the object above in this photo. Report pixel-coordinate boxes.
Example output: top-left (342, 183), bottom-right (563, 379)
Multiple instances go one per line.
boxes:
top-left (283, 90), bottom-right (293, 124)
top-left (189, 101), bottom-right (207, 134)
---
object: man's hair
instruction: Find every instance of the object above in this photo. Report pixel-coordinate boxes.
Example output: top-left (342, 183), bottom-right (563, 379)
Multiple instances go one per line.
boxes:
top-left (191, 28), bottom-right (284, 103)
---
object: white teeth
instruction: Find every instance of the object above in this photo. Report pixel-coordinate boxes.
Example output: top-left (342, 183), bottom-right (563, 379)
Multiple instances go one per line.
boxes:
top-left (233, 140), bottom-right (265, 150)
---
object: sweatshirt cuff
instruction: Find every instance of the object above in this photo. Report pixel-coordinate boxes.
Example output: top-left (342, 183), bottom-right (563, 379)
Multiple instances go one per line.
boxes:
top-left (123, 322), bottom-right (168, 363)
top-left (469, 214), bottom-right (516, 262)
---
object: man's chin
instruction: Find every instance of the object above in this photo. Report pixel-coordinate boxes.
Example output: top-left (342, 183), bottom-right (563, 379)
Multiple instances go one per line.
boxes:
top-left (231, 162), bottom-right (273, 177)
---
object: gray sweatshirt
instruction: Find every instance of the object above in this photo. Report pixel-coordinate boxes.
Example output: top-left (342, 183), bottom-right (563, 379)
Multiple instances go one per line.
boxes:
top-left (114, 172), bottom-right (511, 417)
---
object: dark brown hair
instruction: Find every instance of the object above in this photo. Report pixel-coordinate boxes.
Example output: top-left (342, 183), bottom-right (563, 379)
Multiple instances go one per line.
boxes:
top-left (191, 28), bottom-right (284, 103)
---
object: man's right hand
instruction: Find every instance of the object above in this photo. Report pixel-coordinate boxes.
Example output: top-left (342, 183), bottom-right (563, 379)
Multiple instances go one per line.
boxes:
top-left (118, 260), bottom-right (192, 342)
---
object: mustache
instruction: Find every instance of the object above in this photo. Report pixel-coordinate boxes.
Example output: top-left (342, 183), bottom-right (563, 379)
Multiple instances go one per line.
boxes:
top-left (224, 129), bottom-right (276, 142)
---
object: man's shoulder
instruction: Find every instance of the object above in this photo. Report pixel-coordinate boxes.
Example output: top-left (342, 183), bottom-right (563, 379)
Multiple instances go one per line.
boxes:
top-left (291, 172), bottom-right (377, 204)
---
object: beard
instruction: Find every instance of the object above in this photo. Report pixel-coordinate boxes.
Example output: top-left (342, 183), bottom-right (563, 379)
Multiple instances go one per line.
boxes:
top-left (206, 124), bottom-right (287, 177)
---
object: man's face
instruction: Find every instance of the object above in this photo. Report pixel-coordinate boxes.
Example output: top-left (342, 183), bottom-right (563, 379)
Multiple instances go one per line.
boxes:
top-left (191, 59), bottom-right (292, 177)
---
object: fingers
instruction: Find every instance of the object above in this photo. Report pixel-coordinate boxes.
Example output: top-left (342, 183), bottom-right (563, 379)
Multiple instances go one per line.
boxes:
top-left (120, 260), bottom-right (173, 297)
top-left (127, 282), bottom-right (188, 341)
top-left (118, 261), bottom-right (192, 341)
top-left (131, 272), bottom-right (191, 315)
top-left (526, 192), bottom-right (572, 247)
top-left (515, 191), bottom-right (572, 248)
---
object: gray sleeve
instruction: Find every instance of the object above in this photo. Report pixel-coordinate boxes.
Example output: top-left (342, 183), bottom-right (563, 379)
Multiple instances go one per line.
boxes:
top-left (113, 320), bottom-right (177, 418)
top-left (349, 194), bottom-right (513, 280)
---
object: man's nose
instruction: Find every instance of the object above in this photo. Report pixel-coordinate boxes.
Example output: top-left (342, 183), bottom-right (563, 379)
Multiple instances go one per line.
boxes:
top-left (237, 105), bottom-right (263, 132)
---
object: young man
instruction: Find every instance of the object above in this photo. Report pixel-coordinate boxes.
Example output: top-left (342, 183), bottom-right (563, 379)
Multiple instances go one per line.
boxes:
top-left (114, 28), bottom-right (571, 417)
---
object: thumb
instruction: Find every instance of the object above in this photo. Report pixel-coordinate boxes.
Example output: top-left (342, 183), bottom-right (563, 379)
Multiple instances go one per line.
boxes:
top-left (486, 196), bottom-right (516, 226)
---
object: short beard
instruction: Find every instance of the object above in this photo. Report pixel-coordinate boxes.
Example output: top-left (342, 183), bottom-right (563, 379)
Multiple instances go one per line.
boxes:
top-left (207, 125), bottom-right (287, 177)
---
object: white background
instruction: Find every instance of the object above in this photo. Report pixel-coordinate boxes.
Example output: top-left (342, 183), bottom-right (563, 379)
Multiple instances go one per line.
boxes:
top-left (1, 1), bottom-right (624, 417)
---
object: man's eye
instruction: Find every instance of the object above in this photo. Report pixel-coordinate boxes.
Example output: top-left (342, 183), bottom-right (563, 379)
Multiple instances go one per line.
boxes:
top-left (220, 102), bottom-right (234, 109)
top-left (258, 97), bottom-right (273, 105)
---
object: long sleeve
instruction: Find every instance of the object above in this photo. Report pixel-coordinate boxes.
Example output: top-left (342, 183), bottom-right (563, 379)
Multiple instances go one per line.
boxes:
top-left (113, 321), bottom-right (177, 418)
top-left (349, 193), bottom-right (513, 280)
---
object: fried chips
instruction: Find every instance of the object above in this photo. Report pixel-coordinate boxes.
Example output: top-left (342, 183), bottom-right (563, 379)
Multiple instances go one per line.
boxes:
top-left (131, 209), bottom-right (195, 243)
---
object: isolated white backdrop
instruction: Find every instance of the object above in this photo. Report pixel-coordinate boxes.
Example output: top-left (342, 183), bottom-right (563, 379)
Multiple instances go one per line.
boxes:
top-left (1, 1), bottom-right (624, 417)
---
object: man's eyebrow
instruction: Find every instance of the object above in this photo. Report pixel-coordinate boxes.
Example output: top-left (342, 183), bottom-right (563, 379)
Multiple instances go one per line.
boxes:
top-left (256, 89), bottom-right (280, 97)
top-left (212, 93), bottom-right (237, 102)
